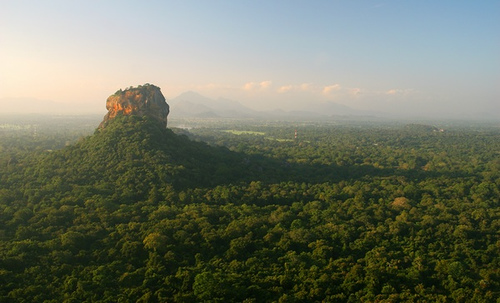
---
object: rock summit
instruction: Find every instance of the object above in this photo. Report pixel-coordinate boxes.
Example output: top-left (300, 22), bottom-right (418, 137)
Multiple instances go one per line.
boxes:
top-left (99, 84), bottom-right (169, 129)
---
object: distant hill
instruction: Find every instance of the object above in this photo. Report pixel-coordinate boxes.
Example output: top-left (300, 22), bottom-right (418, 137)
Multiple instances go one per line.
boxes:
top-left (170, 91), bottom-right (256, 118)
top-left (1, 90), bottom-right (375, 119)
top-left (169, 91), bottom-right (372, 119)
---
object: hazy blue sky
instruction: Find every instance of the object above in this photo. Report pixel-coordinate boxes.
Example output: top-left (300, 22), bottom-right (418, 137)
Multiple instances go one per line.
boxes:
top-left (1, 1), bottom-right (499, 118)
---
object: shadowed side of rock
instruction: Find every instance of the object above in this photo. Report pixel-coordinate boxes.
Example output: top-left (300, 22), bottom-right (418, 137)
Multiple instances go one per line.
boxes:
top-left (99, 84), bottom-right (170, 129)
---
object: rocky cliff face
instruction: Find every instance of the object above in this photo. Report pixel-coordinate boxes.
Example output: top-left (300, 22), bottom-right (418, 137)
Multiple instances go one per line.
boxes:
top-left (99, 84), bottom-right (169, 129)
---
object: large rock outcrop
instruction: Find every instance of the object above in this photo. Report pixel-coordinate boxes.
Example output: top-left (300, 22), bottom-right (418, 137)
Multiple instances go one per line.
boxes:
top-left (99, 84), bottom-right (169, 129)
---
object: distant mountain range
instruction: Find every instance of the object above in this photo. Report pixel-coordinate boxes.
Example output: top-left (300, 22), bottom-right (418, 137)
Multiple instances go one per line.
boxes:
top-left (169, 91), bottom-right (375, 119)
top-left (1, 91), bottom-right (377, 119)
top-left (169, 91), bottom-right (257, 118)
top-left (2, 92), bottom-right (498, 121)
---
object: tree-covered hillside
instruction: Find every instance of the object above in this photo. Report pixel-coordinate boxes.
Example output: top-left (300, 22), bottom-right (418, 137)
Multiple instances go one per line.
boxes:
top-left (0, 117), bottom-right (499, 302)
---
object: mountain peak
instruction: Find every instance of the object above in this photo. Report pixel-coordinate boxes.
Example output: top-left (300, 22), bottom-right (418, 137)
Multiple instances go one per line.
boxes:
top-left (99, 84), bottom-right (170, 129)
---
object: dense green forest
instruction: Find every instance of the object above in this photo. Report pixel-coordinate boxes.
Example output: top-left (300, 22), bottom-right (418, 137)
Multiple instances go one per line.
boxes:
top-left (0, 115), bottom-right (499, 302)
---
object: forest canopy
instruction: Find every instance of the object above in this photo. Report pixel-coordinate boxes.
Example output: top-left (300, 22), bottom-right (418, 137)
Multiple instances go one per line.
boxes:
top-left (0, 116), bottom-right (499, 302)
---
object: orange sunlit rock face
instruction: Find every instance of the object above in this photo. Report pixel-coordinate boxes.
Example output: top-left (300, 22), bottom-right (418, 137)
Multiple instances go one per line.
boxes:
top-left (99, 84), bottom-right (169, 129)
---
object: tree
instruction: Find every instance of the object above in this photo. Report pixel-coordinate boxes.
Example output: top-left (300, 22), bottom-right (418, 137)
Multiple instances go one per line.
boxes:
top-left (143, 233), bottom-right (167, 253)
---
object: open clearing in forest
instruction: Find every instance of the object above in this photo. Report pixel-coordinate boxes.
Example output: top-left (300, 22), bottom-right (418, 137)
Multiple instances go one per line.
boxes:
top-left (222, 129), bottom-right (295, 142)
top-left (222, 130), bottom-right (266, 136)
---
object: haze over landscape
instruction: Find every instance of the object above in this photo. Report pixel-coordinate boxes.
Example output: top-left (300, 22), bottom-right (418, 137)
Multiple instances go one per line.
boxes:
top-left (1, 1), bottom-right (499, 119)
top-left (1, 3), bottom-right (500, 301)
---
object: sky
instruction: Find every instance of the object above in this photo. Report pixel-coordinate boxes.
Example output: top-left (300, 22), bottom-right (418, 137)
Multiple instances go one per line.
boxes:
top-left (1, 0), bottom-right (499, 118)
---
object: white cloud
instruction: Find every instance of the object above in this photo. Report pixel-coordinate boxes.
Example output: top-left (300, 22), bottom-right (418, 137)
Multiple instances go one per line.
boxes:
top-left (385, 88), bottom-right (414, 96)
top-left (260, 80), bottom-right (272, 89)
top-left (243, 80), bottom-right (272, 91)
top-left (277, 85), bottom-right (293, 93)
top-left (275, 83), bottom-right (321, 94)
top-left (322, 84), bottom-right (342, 95)
top-left (275, 83), bottom-right (313, 93)
top-left (243, 82), bottom-right (256, 91)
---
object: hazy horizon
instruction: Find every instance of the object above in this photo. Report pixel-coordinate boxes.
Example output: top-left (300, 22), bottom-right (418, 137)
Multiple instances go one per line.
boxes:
top-left (1, 1), bottom-right (499, 119)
